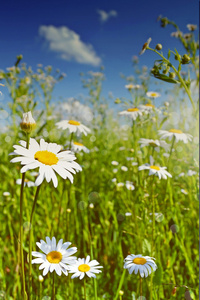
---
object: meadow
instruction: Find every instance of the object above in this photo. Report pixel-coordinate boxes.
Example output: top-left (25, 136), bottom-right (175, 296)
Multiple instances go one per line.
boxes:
top-left (0, 17), bottom-right (199, 299)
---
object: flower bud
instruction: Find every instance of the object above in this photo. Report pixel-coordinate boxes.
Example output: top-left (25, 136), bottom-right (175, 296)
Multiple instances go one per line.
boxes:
top-left (181, 54), bottom-right (190, 64)
top-left (38, 275), bottom-right (44, 282)
top-left (119, 290), bottom-right (124, 296)
top-left (156, 44), bottom-right (162, 51)
top-left (169, 72), bottom-right (176, 79)
top-left (114, 98), bottom-right (121, 104)
top-left (20, 111), bottom-right (36, 133)
top-left (175, 54), bottom-right (181, 61)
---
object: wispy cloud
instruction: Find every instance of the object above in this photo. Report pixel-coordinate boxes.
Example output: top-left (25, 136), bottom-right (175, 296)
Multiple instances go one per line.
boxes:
top-left (39, 25), bottom-right (101, 66)
top-left (97, 9), bottom-right (118, 23)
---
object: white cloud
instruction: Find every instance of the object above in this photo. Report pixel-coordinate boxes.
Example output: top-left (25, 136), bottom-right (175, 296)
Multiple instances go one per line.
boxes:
top-left (39, 25), bottom-right (101, 66)
top-left (97, 9), bottom-right (118, 23)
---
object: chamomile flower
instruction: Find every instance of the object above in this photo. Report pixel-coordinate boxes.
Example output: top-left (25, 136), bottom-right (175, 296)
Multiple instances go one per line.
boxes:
top-left (140, 38), bottom-right (152, 55)
top-left (124, 254), bottom-right (157, 278)
top-left (71, 141), bottom-right (90, 153)
top-left (146, 91), bottom-right (161, 98)
top-left (111, 160), bottom-right (119, 166)
top-left (139, 103), bottom-right (156, 113)
top-left (119, 107), bottom-right (143, 120)
top-left (16, 178), bottom-right (35, 187)
top-left (32, 237), bottom-right (77, 276)
top-left (125, 182), bottom-right (135, 191)
top-left (68, 255), bottom-right (103, 280)
top-left (187, 24), bottom-right (197, 31)
top-left (138, 138), bottom-right (170, 152)
top-left (56, 120), bottom-right (91, 136)
top-left (158, 129), bottom-right (193, 143)
top-left (125, 84), bottom-right (140, 90)
top-left (138, 156), bottom-right (172, 180)
top-left (10, 138), bottom-right (82, 188)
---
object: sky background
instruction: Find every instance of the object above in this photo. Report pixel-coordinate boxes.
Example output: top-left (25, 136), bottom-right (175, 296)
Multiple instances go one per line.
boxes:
top-left (0, 0), bottom-right (199, 108)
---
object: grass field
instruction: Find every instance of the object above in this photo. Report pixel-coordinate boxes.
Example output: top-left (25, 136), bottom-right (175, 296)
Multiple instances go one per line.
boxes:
top-left (0, 17), bottom-right (199, 300)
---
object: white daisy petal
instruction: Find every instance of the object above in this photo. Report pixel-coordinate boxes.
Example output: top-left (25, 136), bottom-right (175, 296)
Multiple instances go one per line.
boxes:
top-left (124, 254), bottom-right (157, 278)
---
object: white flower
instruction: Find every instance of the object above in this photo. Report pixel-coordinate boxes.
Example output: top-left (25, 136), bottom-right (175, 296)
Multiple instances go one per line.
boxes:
top-left (187, 170), bottom-right (197, 176)
top-left (139, 103), bottom-right (156, 113)
top-left (125, 212), bottom-right (132, 217)
top-left (138, 138), bottom-right (170, 152)
top-left (125, 182), bottom-right (135, 190)
top-left (131, 162), bottom-right (138, 166)
top-left (181, 189), bottom-right (188, 195)
top-left (125, 84), bottom-right (140, 90)
top-left (171, 31), bottom-right (183, 38)
top-left (179, 172), bottom-right (185, 177)
top-left (119, 107), bottom-right (143, 120)
top-left (68, 255), bottom-right (103, 280)
top-left (3, 192), bottom-right (10, 197)
top-left (117, 182), bottom-right (124, 188)
top-left (121, 166), bottom-right (128, 172)
top-left (111, 178), bottom-right (117, 183)
top-left (146, 91), bottom-right (161, 98)
top-left (71, 141), bottom-right (90, 153)
top-left (124, 254), bottom-right (157, 277)
top-left (138, 156), bottom-right (172, 180)
top-left (111, 161), bottom-right (119, 166)
top-left (140, 38), bottom-right (152, 55)
top-left (186, 24), bottom-right (197, 31)
top-left (32, 237), bottom-right (77, 276)
top-left (10, 138), bottom-right (82, 188)
top-left (158, 129), bottom-right (193, 144)
top-left (113, 168), bottom-right (118, 173)
top-left (0, 83), bottom-right (4, 96)
top-left (16, 178), bottom-right (35, 187)
top-left (56, 120), bottom-right (91, 136)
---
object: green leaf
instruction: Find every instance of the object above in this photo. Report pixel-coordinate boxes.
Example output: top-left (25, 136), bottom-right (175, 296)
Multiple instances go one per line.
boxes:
top-left (153, 73), bottom-right (179, 84)
top-left (142, 238), bottom-right (151, 254)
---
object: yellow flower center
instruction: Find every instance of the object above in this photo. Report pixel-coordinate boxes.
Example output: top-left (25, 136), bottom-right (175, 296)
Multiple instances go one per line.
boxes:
top-left (74, 142), bottom-right (84, 146)
top-left (68, 120), bottom-right (81, 126)
top-left (34, 150), bottom-right (58, 165)
top-left (133, 257), bottom-right (147, 265)
top-left (145, 104), bottom-right (155, 108)
top-left (78, 264), bottom-right (91, 272)
top-left (169, 129), bottom-right (183, 134)
top-left (150, 165), bottom-right (160, 171)
top-left (127, 108), bottom-right (139, 112)
top-left (150, 93), bottom-right (158, 97)
top-left (46, 251), bottom-right (62, 264)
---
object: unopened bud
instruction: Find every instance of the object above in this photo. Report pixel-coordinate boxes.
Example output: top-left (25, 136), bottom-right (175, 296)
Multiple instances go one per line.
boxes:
top-left (175, 54), bottom-right (181, 61)
top-left (115, 98), bottom-right (121, 104)
top-left (20, 111), bottom-right (36, 133)
top-left (169, 72), bottom-right (176, 79)
top-left (119, 290), bottom-right (124, 296)
top-left (156, 44), bottom-right (162, 50)
top-left (181, 54), bottom-right (190, 64)
top-left (38, 275), bottom-right (44, 282)
top-left (66, 208), bottom-right (71, 213)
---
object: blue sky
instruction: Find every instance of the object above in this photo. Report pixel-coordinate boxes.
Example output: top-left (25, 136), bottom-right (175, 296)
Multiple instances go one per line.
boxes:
top-left (0, 0), bottom-right (199, 106)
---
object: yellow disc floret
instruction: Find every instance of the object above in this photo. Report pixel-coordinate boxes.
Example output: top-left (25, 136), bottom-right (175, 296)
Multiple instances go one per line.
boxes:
top-left (127, 108), bottom-right (139, 112)
top-left (133, 257), bottom-right (147, 265)
top-left (46, 251), bottom-right (62, 264)
top-left (34, 150), bottom-right (58, 165)
top-left (150, 165), bottom-right (160, 171)
top-left (68, 120), bottom-right (81, 126)
top-left (169, 129), bottom-right (183, 134)
top-left (74, 142), bottom-right (84, 146)
top-left (145, 104), bottom-right (155, 108)
top-left (78, 264), bottom-right (91, 272)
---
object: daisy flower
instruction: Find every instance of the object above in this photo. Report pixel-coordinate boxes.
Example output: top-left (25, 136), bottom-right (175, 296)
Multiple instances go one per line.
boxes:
top-left (16, 178), bottom-right (35, 187)
top-left (125, 84), bottom-right (140, 90)
top-left (121, 166), bottom-right (128, 172)
top-left (119, 107), bottom-right (143, 120)
top-left (138, 156), bottom-right (172, 180)
top-left (186, 24), bottom-right (197, 31)
top-left (139, 38), bottom-right (152, 55)
top-left (139, 103), bottom-right (156, 113)
top-left (71, 141), bottom-right (90, 153)
top-left (68, 255), bottom-right (103, 280)
top-left (125, 181), bottom-right (135, 191)
top-left (124, 254), bottom-right (157, 278)
top-left (158, 129), bottom-right (193, 144)
top-left (138, 138), bottom-right (170, 152)
top-left (146, 91), bottom-right (161, 98)
top-left (111, 161), bottom-right (119, 166)
top-left (10, 138), bottom-right (82, 188)
top-left (32, 237), bottom-right (77, 276)
top-left (56, 120), bottom-right (91, 136)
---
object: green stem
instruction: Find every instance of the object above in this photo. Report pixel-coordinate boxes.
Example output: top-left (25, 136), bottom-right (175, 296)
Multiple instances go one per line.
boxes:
top-left (19, 172), bottom-right (27, 300)
top-left (52, 272), bottom-right (55, 300)
top-left (28, 185), bottom-right (42, 300)
top-left (83, 278), bottom-right (87, 300)
top-left (147, 47), bottom-right (196, 111)
top-left (140, 276), bottom-right (143, 297)
top-left (113, 269), bottom-right (126, 300)
top-left (69, 132), bottom-right (74, 150)
top-left (151, 175), bottom-right (155, 256)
